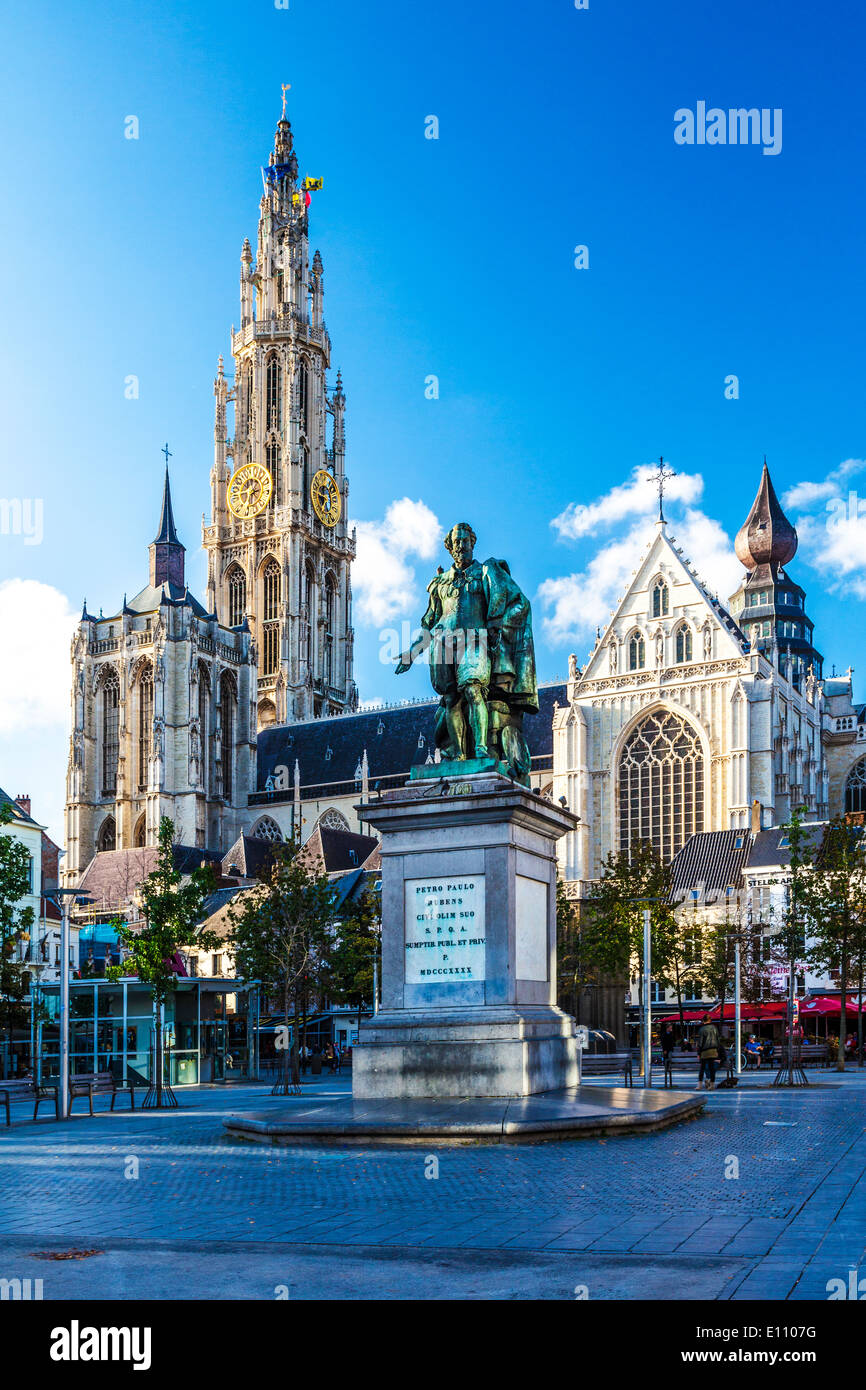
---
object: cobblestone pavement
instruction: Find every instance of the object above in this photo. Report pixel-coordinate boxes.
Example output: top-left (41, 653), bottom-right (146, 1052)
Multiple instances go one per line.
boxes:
top-left (1, 1077), bottom-right (865, 1299)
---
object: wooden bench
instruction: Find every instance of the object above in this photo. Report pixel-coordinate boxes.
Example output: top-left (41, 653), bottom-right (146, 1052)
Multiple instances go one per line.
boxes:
top-left (0, 1078), bottom-right (60, 1126)
top-left (661, 1052), bottom-right (735, 1087)
top-left (580, 1052), bottom-right (633, 1086)
top-left (68, 1071), bottom-right (135, 1116)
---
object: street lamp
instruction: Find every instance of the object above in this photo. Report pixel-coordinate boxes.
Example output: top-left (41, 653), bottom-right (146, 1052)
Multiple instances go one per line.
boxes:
top-left (51, 890), bottom-right (94, 1118)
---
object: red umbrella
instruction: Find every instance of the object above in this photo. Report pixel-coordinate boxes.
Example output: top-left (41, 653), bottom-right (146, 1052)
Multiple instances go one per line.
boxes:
top-left (800, 995), bottom-right (862, 1016)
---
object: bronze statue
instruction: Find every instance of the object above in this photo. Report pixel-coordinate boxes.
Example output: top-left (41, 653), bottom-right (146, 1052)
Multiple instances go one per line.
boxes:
top-left (396, 522), bottom-right (538, 784)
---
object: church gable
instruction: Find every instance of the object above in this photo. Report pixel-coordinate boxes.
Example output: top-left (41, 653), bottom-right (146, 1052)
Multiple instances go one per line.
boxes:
top-left (579, 527), bottom-right (746, 685)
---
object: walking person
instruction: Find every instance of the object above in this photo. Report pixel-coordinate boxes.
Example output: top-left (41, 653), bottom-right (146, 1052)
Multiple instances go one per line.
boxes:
top-left (697, 1013), bottom-right (721, 1091)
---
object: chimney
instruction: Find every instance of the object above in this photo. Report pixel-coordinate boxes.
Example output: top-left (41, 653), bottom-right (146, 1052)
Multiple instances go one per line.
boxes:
top-left (15, 795), bottom-right (31, 817)
top-left (751, 799), bottom-right (763, 834)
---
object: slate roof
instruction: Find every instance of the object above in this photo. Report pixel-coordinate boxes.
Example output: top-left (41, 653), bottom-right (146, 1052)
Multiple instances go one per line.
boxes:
top-left (746, 822), bottom-right (829, 871)
top-left (255, 681), bottom-right (566, 799)
top-left (221, 834), bottom-right (278, 880)
top-left (299, 826), bottom-right (380, 875)
top-left (670, 829), bottom-right (753, 900)
top-left (76, 845), bottom-right (223, 911)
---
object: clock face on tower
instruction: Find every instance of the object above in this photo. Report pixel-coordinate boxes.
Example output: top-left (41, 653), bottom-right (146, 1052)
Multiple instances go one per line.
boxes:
top-left (227, 462), bottom-right (273, 519)
top-left (310, 469), bottom-right (341, 527)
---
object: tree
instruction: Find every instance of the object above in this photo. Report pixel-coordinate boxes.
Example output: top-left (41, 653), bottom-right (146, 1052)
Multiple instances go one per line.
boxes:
top-left (769, 805), bottom-right (814, 1083)
top-left (229, 839), bottom-right (335, 1093)
top-left (326, 886), bottom-right (382, 1041)
top-left (107, 816), bottom-right (218, 1105)
top-left (581, 841), bottom-right (679, 1055)
top-left (0, 804), bottom-right (35, 1079)
top-left (798, 814), bottom-right (866, 1073)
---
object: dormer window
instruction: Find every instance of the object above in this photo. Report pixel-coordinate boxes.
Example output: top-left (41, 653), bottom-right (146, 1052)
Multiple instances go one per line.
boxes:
top-left (628, 632), bottom-right (645, 671)
top-left (651, 578), bottom-right (669, 618)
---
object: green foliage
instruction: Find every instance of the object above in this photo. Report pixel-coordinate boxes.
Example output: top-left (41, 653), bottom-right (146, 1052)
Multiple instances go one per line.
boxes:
top-left (0, 803), bottom-right (36, 1041)
top-left (326, 887), bottom-right (381, 1010)
top-left (580, 840), bottom-right (678, 988)
top-left (107, 817), bottom-right (218, 1005)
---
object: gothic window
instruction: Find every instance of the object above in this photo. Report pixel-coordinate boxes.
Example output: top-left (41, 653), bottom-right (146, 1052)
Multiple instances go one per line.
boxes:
top-left (298, 361), bottom-right (310, 435)
top-left (303, 562), bottom-right (315, 671)
top-left (219, 673), bottom-right (236, 802)
top-left (240, 361), bottom-right (253, 437)
top-left (198, 662), bottom-right (210, 792)
top-left (651, 578), bottom-right (669, 618)
top-left (266, 438), bottom-right (280, 504)
top-left (262, 560), bottom-right (281, 678)
top-left (845, 758), bottom-right (866, 815)
top-left (101, 668), bottom-right (120, 796)
top-left (227, 566), bottom-right (246, 628)
top-left (133, 815), bottom-right (146, 848)
top-left (252, 816), bottom-right (283, 842)
top-left (628, 631), bottom-right (645, 671)
top-left (266, 354), bottom-right (282, 432)
top-left (324, 576), bottom-right (336, 688)
top-left (97, 816), bottom-right (116, 853)
top-left (675, 624), bottom-right (693, 664)
top-left (618, 709), bottom-right (705, 861)
top-left (137, 663), bottom-right (153, 792)
top-left (300, 443), bottom-right (310, 503)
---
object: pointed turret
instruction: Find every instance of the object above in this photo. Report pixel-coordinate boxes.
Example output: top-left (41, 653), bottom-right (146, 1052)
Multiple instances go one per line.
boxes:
top-left (149, 467), bottom-right (186, 589)
top-left (734, 459), bottom-right (798, 577)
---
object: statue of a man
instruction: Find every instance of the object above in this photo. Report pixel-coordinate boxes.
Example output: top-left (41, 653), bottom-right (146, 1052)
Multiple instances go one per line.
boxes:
top-left (396, 521), bottom-right (538, 782)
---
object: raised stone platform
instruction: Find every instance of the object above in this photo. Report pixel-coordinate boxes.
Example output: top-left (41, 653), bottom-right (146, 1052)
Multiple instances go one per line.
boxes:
top-left (223, 1084), bottom-right (706, 1145)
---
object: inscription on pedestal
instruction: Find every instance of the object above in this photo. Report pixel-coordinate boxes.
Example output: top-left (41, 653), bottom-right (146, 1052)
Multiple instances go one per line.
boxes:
top-left (404, 875), bottom-right (486, 983)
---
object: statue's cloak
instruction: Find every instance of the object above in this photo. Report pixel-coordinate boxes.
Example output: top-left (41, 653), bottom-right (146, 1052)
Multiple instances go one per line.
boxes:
top-left (482, 556), bottom-right (538, 713)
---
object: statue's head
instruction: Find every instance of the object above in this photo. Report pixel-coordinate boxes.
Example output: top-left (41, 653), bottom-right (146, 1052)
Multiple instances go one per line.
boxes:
top-left (444, 522), bottom-right (476, 570)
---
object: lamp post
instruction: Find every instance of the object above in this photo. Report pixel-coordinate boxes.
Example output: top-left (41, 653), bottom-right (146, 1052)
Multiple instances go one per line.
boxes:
top-left (51, 890), bottom-right (94, 1118)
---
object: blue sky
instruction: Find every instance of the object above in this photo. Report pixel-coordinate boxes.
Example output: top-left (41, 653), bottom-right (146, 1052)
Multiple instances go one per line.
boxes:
top-left (1, 0), bottom-right (865, 842)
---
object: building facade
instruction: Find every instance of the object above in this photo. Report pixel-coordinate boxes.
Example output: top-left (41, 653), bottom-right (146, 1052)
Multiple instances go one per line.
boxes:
top-left (203, 108), bottom-right (356, 730)
top-left (553, 464), bottom-right (831, 896)
top-left (64, 474), bottom-right (255, 882)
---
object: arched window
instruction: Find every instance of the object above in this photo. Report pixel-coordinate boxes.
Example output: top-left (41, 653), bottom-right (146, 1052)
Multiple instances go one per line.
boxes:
top-left (262, 560), bottom-right (281, 678)
top-left (651, 578), bottom-right (669, 618)
top-left (240, 360), bottom-right (253, 437)
top-left (101, 668), bottom-right (120, 795)
top-left (227, 565), bottom-right (246, 628)
top-left (324, 576), bottom-right (336, 687)
top-left (252, 816), bottom-right (283, 842)
top-left (266, 438), bottom-right (280, 505)
top-left (618, 710), bottom-right (705, 861)
top-left (266, 354), bottom-right (282, 431)
top-left (300, 443), bottom-right (310, 504)
top-left (298, 360), bottom-right (310, 435)
top-left (303, 562), bottom-right (315, 672)
top-left (198, 662), bottom-right (210, 793)
top-left (845, 758), bottom-right (866, 815)
top-left (133, 814), bottom-right (146, 848)
top-left (219, 673), bottom-right (236, 802)
top-left (675, 624), bottom-right (693, 664)
top-left (137, 663), bottom-right (153, 792)
top-left (97, 816), bottom-right (116, 853)
top-left (628, 631), bottom-right (645, 671)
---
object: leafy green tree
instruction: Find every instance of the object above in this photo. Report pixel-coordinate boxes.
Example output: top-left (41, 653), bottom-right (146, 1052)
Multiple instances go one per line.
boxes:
top-left (581, 841), bottom-right (678, 1051)
top-left (326, 886), bottom-right (381, 1041)
top-left (768, 805), bottom-right (815, 1081)
top-left (0, 804), bottom-right (35, 1078)
top-left (229, 840), bottom-right (335, 1092)
top-left (797, 814), bottom-right (866, 1073)
top-left (107, 816), bottom-right (217, 1104)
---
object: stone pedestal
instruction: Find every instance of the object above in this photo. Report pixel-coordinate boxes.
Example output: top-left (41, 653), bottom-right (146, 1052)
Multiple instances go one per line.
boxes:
top-left (352, 772), bottom-right (580, 1099)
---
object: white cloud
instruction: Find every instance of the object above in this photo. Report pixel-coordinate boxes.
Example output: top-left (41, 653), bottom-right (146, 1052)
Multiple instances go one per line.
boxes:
top-left (353, 497), bottom-right (441, 627)
top-left (782, 458), bottom-right (866, 598)
top-left (552, 465), bottom-right (705, 540)
top-left (0, 580), bottom-right (77, 734)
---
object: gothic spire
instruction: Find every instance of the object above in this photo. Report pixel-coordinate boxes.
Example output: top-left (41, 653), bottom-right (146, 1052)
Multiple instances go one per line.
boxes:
top-left (149, 465), bottom-right (185, 589)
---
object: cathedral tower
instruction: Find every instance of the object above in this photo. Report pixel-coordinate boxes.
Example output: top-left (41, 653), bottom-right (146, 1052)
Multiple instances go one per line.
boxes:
top-left (728, 460), bottom-right (823, 688)
top-left (64, 471), bottom-right (255, 883)
top-left (203, 104), bottom-right (357, 729)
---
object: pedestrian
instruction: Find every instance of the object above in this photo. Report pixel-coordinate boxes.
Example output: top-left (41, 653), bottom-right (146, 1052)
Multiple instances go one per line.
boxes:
top-left (660, 1023), bottom-right (676, 1057)
top-left (697, 1013), bottom-right (721, 1091)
